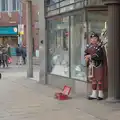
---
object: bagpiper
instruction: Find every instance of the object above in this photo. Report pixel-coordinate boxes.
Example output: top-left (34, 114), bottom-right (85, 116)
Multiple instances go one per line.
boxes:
top-left (84, 33), bottom-right (107, 100)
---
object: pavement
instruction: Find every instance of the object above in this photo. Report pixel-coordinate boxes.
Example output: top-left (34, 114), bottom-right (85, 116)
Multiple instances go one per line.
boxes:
top-left (0, 61), bottom-right (120, 120)
top-left (11, 56), bottom-right (40, 65)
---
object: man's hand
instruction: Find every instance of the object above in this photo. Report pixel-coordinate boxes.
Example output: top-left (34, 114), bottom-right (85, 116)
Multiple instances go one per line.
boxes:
top-left (85, 55), bottom-right (91, 60)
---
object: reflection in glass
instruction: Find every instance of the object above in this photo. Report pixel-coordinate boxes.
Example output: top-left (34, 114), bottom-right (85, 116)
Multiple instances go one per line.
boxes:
top-left (87, 11), bottom-right (107, 35)
top-left (70, 14), bottom-right (87, 81)
top-left (48, 17), bottom-right (69, 77)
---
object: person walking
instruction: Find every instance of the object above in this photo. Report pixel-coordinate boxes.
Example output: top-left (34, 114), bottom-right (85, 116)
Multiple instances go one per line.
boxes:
top-left (7, 44), bottom-right (11, 57)
top-left (16, 44), bottom-right (22, 65)
top-left (0, 46), bottom-right (3, 67)
top-left (7, 44), bottom-right (12, 64)
top-left (21, 45), bottom-right (27, 65)
top-left (2, 45), bottom-right (8, 68)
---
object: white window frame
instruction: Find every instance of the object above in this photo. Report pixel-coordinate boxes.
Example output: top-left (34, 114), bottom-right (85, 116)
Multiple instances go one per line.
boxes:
top-left (1, 0), bottom-right (8, 12)
top-left (0, 0), bottom-right (20, 12)
top-left (12, 0), bottom-right (20, 11)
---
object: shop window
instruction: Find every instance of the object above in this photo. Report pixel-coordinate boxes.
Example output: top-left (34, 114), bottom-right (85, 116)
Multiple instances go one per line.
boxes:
top-left (70, 14), bottom-right (87, 81)
top-left (48, 17), bottom-right (69, 77)
top-left (47, 11), bottom-right (108, 80)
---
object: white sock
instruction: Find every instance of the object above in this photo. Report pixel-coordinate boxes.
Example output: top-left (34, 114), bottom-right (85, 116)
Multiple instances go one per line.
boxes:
top-left (98, 90), bottom-right (104, 98)
top-left (90, 90), bottom-right (97, 98)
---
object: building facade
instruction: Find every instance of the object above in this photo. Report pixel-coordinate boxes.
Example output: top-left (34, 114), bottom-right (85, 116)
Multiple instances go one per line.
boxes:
top-left (0, 0), bottom-right (39, 55)
top-left (43, 0), bottom-right (108, 95)
top-left (31, 0), bottom-right (120, 101)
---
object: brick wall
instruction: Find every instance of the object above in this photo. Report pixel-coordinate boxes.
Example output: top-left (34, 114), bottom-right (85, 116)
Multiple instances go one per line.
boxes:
top-left (0, 12), bottom-right (19, 26)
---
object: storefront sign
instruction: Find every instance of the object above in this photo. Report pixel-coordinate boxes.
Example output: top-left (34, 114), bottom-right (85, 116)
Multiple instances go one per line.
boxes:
top-left (0, 26), bottom-right (18, 35)
top-left (18, 24), bottom-right (24, 35)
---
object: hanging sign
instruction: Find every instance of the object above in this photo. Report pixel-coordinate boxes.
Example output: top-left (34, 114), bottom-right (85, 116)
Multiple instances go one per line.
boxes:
top-left (18, 24), bottom-right (24, 35)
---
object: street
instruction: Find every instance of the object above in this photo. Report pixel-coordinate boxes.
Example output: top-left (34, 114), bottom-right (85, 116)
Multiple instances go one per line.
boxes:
top-left (0, 0), bottom-right (119, 120)
top-left (0, 56), bottom-right (40, 82)
top-left (0, 62), bottom-right (120, 120)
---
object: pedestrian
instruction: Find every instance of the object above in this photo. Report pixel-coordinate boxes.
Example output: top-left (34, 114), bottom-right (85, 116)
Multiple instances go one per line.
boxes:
top-left (0, 46), bottom-right (2, 67)
top-left (21, 45), bottom-right (27, 65)
top-left (2, 45), bottom-right (8, 68)
top-left (16, 44), bottom-right (22, 65)
top-left (6, 44), bottom-right (12, 64)
top-left (7, 44), bottom-right (11, 57)
top-left (84, 33), bottom-right (107, 100)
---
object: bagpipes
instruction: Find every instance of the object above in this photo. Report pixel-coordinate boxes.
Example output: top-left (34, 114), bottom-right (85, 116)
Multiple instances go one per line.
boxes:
top-left (87, 41), bottom-right (108, 79)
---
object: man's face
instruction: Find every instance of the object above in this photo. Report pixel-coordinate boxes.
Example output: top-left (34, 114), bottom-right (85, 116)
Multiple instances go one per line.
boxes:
top-left (90, 37), bottom-right (98, 44)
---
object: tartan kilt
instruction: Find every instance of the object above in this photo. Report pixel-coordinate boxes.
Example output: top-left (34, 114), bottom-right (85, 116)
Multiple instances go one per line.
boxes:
top-left (93, 65), bottom-right (104, 81)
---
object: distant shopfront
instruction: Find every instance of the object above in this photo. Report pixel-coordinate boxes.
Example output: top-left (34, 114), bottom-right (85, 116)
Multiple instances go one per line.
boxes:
top-left (0, 26), bottom-right (18, 56)
top-left (44, 0), bottom-right (108, 94)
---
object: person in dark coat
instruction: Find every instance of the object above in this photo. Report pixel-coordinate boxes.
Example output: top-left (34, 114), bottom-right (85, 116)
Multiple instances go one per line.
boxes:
top-left (84, 33), bottom-right (107, 100)
top-left (2, 46), bottom-right (8, 68)
top-left (0, 46), bottom-right (2, 67)
top-left (16, 44), bottom-right (22, 65)
top-left (7, 44), bottom-right (11, 57)
top-left (21, 45), bottom-right (27, 65)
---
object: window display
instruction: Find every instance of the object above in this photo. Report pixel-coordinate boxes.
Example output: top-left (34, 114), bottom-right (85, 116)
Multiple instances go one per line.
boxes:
top-left (70, 14), bottom-right (87, 81)
top-left (48, 17), bottom-right (69, 77)
top-left (47, 10), bottom-right (107, 80)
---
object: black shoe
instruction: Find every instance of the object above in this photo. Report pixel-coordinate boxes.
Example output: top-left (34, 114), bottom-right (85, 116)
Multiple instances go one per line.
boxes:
top-left (97, 97), bottom-right (103, 100)
top-left (88, 96), bottom-right (97, 100)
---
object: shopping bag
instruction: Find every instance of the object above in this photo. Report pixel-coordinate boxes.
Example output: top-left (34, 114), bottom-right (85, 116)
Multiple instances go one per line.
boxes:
top-left (8, 57), bottom-right (12, 64)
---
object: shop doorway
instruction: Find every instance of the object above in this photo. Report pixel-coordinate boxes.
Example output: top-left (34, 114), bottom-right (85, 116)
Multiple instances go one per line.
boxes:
top-left (0, 36), bottom-right (18, 56)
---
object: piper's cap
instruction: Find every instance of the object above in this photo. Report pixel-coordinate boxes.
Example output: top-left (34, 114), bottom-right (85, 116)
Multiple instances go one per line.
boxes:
top-left (90, 33), bottom-right (99, 39)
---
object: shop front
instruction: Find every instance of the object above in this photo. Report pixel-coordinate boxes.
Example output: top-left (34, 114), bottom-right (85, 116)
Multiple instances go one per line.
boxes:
top-left (44, 0), bottom-right (108, 94)
top-left (0, 26), bottom-right (18, 56)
